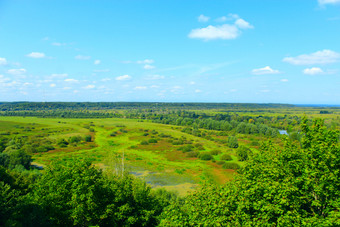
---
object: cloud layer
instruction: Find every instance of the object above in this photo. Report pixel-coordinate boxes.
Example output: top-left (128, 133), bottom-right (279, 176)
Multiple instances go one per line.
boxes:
top-left (283, 50), bottom-right (340, 65)
top-left (188, 15), bottom-right (253, 41)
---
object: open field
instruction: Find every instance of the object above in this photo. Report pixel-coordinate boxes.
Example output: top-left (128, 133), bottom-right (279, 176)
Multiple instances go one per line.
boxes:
top-left (1, 116), bottom-right (251, 195)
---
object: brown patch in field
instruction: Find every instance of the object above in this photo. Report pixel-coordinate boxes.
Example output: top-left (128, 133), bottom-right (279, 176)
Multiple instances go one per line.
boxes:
top-left (165, 150), bottom-right (187, 162)
top-left (137, 140), bottom-right (176, 152)
top-left (207, 162), bottom-right (235, 184)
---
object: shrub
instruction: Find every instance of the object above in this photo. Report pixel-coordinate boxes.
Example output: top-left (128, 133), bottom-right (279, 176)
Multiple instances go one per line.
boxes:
top-left (110, 132), bottom-right (117, 137)
top-left (227, 136), bottom-right (238, 148)
top-left (178, 145), bottom-right (194, 153)
top-left (210, 149), bottom-right (221, 156)
top-left (186, 151), bottom-right (199, 158)
top-left (220, 154), bottom-right (232, 161)
top-left (148, 138), bottom-right (158, 143)
top-left (222, 162), bottom-right (240, 170)
top-left (217, 160), bottom-right (225, 165)
top-left (140, 141), bottom-right (149, 145)
top-left (199, 153), bottom-right (213, 161)
top-left (237, 146), bottom-right (252, 161)
top-left (84, 135), bottom-right (92, 142)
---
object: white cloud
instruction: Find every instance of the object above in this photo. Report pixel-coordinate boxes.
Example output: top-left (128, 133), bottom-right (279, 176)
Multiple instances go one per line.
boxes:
top-left (75, 55), bottom-right (91, 60)
top-left (235, 18), bottom-right (254, 29)
top-left (50, 83), bottom-right (56, 87)
top-left (188, 17), bottom-right (253, 41)
top-left (303, 67), bottom-right (324, 75)
top-left (64, 78), bottom-right (79, 83)
top-left (280, 79), bottom-right (289, 82)
top-left (116, 74), bottom-right (131, 81)
top-left (26, 52), bottom-right (45, 58)
top-left (94, 60), bottom-right (101, 65)
top-left (84, 85), bottom-right (95, 89)
top-left (260, 89), bottom-right (270, 93)
top-left (319, 0), bottom-right (340, 5)
top-left (150, 85), bottom-right (159, 88)
top-left (283, 50), bottom-right (340, 65)
top-left (252, 66), bottom-right (280, 75)
top-left (195, 89), bottom-right (202, 93)
top-left (7, 68), bottom-right (26, 75)
top-left (145, 75), bottom-right (164, 80)
top-left (101, 78), bottom-right (111, 82)
top-left (137, 59), bottom-right (154, 64)
top-left (23, 82), bottom-right (33, 86)
top-left (0, 57), bottom-right (8, 65)
top-left (63, 87), bottom-right (71, 90)
top-left (134, 86), bottom-right (147, 90)
top-left (189, 24), bottom-right (239, 40)
top-left (144, 64), bottom-right (155, 70)
top-left (198, 14), bottom-right (210, 22)
top-left (189, 81), bottom-right (196, 85)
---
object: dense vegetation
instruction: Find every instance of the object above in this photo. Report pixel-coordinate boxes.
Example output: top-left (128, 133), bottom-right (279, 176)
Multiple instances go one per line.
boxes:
top-left (0, 103), bottom-right (339, 226)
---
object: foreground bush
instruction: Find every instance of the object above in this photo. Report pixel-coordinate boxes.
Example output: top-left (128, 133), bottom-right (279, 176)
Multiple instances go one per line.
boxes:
top-left (26, 159), bottom-right (164, 226)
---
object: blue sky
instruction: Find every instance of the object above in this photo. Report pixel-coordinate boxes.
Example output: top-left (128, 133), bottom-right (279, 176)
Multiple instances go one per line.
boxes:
top-left (0, 0), bottom-right (340, 104)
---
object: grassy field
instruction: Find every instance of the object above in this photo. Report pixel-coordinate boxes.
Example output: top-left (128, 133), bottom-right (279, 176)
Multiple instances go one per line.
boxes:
top-left (1, 107), bottom-right (338, 195)
top-left (1, 117), bottom-right (252, 195)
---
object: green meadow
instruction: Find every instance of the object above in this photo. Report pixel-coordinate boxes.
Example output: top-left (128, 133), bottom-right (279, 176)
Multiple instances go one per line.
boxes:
top-left (0, 116), bottom-right (245, 195)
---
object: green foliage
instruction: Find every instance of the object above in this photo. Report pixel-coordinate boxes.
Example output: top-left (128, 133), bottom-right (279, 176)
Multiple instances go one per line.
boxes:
top-left (178, 145), bottom-right (194, 153)
top-left (69, 136), bottom-right (82, 144)
top-left (209, 149), bottom-right (221, 155)
top-left (227, 136), bottom-right (238, 148)
top-left (160, 118), bottom-right (340, 226)
top-left (84, 135), bottom-right (92, 142)
top-left (222, 162), bottom-right (240, 170)
top-left (236, 145), bottom-right (252, 161)
top-left (57, 138), bottom-right (69, 147)
top-left (186, 151), bottom-right (199, 158)
top-left (220, 153), bottom-right (232, 161)
top-left (148, 138), bottom-right (158, 143)
top-left (198, 152), bottom-right (213, 161)
top-left (141, 140), bottom-right (149, 145)
top-left (29, 159), bottom-right (163, 226)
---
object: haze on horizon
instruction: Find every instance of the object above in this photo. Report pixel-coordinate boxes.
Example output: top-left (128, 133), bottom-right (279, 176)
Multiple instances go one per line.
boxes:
top-left (0, 0), bottom-right (340, 104)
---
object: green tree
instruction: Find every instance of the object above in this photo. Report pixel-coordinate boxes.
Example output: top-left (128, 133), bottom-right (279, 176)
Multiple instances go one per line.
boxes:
top-left (227, 136), bottom-right (238, 148)
top-left (160, 118), bottom-right (340, 226)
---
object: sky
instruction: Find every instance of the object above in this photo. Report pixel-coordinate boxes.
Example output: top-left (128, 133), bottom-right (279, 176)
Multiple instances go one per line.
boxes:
top-left (0, 0), bottom-right (340, 104)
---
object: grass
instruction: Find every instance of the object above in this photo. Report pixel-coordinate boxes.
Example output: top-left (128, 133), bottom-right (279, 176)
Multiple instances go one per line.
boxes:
top-left (0, 116), bottom-right (288, 195)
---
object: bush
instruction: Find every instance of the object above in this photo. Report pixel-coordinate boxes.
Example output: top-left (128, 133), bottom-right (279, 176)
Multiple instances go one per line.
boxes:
top-left (199, 153), bottom-right (213, 161)
top-left (148, 138), bottom-right (158, 143)
top-left (227, 136), bottom-right (238, 148)
top-left (220, 154), bottom-right (232, 161)
top-left (140, 141), bottom-right (149, 145)
top-left (237, 146), bottom-right (252, 161)
top-left (110, 132), bottom-right (117, 137)
top-left (210, 149), bottom-right (221, 156)
top-left (57, 138), bottom-right (69, 147)
top-left (186, 151), bottom-right (199, 158)
top-left (178, 145), bottom-right (194, 153)
top-left (36, 145), bottom-right (55, 153)
top-left (222, 162), bottom-right (240, 170)
top-left (216, 160), bottom-right (225, 165)
top-left (69, 136), bottom-right (82, 144)
top-left (84, 135), bottom-right (92, 142)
